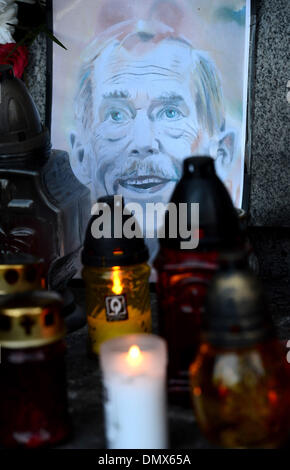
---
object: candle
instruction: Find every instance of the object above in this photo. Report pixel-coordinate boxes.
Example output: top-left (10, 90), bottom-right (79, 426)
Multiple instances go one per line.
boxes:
top-left (154, 157), bottom-right (243, 405)
top-left (100, 334), bottom-right (168, 449)
top-left (0, 289), bottom-right (70, 448)
top-left (82, 196), bottom-right (152, 356)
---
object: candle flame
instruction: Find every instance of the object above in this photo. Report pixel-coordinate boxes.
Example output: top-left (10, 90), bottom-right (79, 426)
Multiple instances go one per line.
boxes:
top-left (129, 345), bottom-right (140, 359)
top-left (112, 266), bottom-right (123, 295)
top-left (127, 345), bottom-right (142, 366)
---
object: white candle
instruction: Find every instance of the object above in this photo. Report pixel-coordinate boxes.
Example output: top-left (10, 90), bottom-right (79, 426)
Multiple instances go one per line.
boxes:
top-left (100, 334), bottom-right (168, 449)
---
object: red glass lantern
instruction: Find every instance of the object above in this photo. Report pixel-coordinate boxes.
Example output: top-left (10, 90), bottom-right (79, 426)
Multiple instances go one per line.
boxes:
top-left (155, 157), bottom-right (243, 403)
top-left (0, 290), bottom-right (70, 448)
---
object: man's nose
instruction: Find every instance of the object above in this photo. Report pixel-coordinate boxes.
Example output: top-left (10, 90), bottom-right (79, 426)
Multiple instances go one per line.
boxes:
top-left (129, 111), bottom-right (159, 157)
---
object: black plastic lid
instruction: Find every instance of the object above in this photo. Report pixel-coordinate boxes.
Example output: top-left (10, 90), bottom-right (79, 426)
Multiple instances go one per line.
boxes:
top-left (203, 255), bottom-right (275, 348)
top-left (0, 65), bottom-right (50, 159)
top-left (82, 195), bottom-right (149, 267)
top-left (160, 156), bottom-right (242, 250)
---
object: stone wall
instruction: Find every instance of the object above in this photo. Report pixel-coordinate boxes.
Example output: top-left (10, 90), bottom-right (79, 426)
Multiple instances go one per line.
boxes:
top-left (248, 0), bottom-right (289, 228)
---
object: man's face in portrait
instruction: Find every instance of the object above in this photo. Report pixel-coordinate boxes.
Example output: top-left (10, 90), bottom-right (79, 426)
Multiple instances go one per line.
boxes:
top-left (71, 33), bottom-right (235, 260)
top-left (73, 38), bottom-right (225, 207)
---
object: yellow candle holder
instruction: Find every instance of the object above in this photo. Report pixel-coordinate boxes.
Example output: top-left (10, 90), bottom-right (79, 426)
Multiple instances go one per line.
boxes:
top-left (82, 196), bottom-right (152, 355)
top-left (83, 263), bottom-right (152, 355)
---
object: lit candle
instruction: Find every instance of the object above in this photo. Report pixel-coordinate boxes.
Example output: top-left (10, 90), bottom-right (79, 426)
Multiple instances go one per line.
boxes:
top-left (100, 334), bottom-right (168, 449)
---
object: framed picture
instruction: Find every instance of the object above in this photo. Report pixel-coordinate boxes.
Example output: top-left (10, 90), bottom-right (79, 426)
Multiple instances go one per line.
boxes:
top-left (47, 0), bottom-right (252, 259)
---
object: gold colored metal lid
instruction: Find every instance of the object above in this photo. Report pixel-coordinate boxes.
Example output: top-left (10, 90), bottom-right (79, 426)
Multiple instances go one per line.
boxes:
top-left (0, 290), bottom-right (64, 348)
top-left (0, 254), bottom-right (44, 295)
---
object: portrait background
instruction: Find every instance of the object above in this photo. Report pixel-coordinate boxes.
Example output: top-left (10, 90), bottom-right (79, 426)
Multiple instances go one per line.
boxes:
top-left (50, 0), bottom-right (251, 209)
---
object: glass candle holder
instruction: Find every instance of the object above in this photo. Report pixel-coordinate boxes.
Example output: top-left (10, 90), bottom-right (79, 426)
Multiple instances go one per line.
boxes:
top-left (82, 195), bottom-right (152, 356)
top-left (155, 247), bottom-right (218, 400)
top-left (0, 254), bottom-right (44, 294)
top-left (83, 263), bottom-right (152, 355)
top-left (155, 157), bottom-right (242, 403)
top-left (189, 340), bottom-right (290, 448)
top-left (189, 257), bottom-right (290, 448)
top-left (0, 290), bottom-right (70, 448)
top-left (0, 64), bottom-right (90, 290)
top-left (100, 334), bottom-right (168, 449)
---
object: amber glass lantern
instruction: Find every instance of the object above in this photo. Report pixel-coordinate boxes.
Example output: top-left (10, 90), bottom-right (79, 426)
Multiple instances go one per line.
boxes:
top-left (82, 196), bottom-right (152, 356)
top-left (189, 255), bottom-right (290, 448)
top-left (0, 290), bottom-right (70, 448)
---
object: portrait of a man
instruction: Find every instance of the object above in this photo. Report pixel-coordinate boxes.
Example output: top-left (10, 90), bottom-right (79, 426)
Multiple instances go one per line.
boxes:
top-left (51, 0), bottom-right (250, 258)
top-left (71, 21), bottom-right (234, 205)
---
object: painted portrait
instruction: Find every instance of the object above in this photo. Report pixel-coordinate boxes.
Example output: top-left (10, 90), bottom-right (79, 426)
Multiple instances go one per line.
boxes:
top-left (51, 0), bottom-right (250, 259)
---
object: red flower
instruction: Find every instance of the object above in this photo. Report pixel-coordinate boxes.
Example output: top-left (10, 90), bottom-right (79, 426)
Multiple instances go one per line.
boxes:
top-left (0, 43), bottom-right (28, 78)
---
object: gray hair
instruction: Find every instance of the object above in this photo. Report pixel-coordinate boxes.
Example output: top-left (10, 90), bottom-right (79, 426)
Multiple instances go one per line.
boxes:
top-left (74, 22), bottom-right (225, 140)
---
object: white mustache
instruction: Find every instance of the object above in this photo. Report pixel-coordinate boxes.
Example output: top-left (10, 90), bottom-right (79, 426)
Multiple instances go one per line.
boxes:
top-left (116, 157), bottom-right (181, 181)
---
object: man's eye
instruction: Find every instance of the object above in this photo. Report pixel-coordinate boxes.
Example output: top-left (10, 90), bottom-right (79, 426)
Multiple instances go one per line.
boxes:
top-left (158, 107), bottom-right (183, 121)
top-left (108, 109), bottom-right (129, 122)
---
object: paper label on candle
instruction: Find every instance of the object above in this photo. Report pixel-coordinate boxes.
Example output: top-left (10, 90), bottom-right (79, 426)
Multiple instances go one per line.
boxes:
top-left (105, 294), bottom-right (128, 322)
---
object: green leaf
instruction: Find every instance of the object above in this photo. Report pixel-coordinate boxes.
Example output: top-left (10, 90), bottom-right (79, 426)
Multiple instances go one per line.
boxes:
top-left (7, 22), bottom-right (67, 51)
top-left (41, 27), bottom-right (67, 50)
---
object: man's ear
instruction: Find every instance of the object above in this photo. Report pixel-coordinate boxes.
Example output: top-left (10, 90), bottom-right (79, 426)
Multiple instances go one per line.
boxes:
top-left (217, 131), bottom-right (235, 166)
top-left (69, 131), bottom-right (90, 186)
